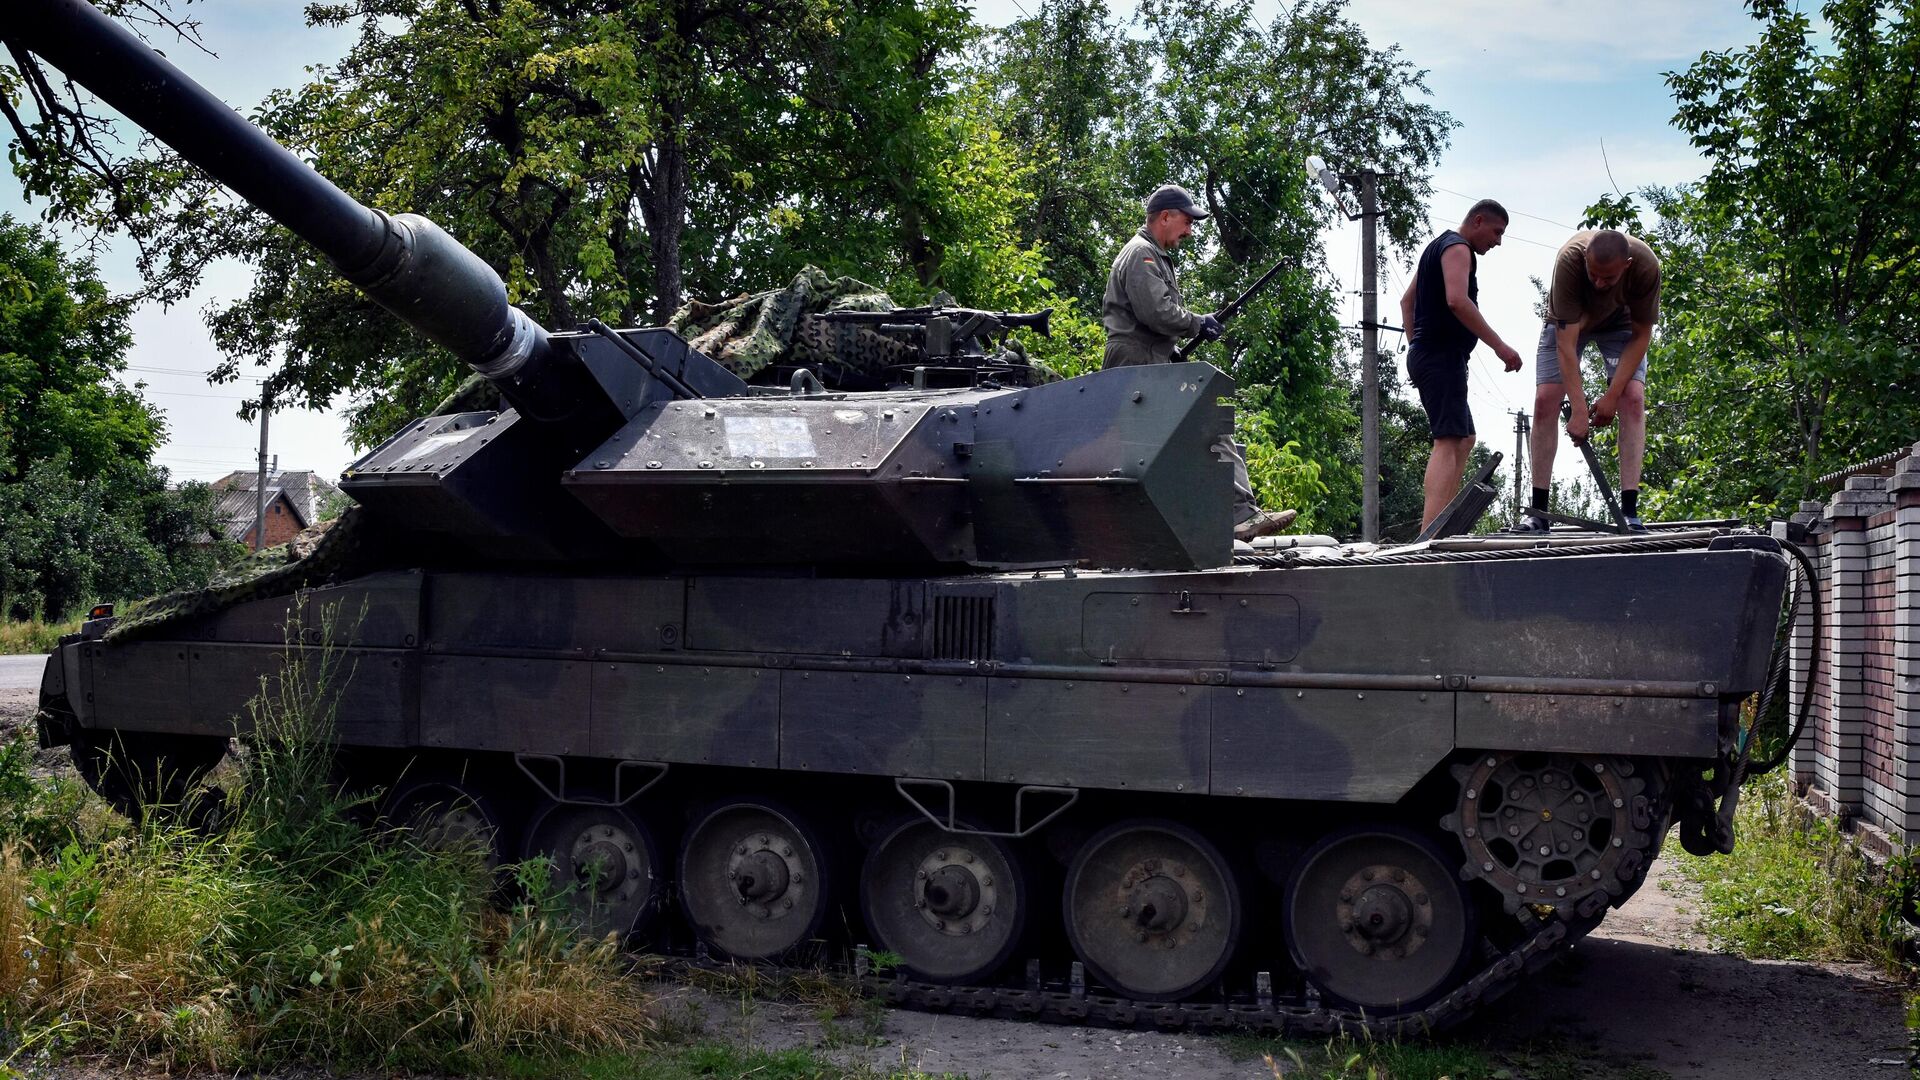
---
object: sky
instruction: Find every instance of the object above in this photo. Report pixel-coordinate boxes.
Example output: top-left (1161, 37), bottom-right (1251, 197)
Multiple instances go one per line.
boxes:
top-left (1, 0), bottom-right (1767, 498)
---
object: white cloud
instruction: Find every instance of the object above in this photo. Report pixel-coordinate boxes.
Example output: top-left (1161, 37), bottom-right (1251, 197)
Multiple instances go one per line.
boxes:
top-left (1337, 0), bottom-right (1760, 81)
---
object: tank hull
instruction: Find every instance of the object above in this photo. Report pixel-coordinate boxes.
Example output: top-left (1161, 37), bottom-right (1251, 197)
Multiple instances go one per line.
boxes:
top-left (38, 531), bottom-right (1787, 1024)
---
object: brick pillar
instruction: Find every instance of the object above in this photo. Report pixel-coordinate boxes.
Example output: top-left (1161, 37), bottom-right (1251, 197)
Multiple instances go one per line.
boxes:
top-left (1890, 447), bottom-right (1920, 842)
top-left (1823, 476), bottom-right (1891, 816)
top-left (1782, 502), bottom-right (1826, 787)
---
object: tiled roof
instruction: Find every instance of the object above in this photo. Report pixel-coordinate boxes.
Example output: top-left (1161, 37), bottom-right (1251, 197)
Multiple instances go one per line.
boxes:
top-left (207, 469), bottom-right (344, 543)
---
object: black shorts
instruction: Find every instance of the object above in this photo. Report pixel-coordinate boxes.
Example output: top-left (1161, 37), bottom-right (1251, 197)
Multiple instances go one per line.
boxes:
top-left (1408, 348), bottom-right (1474, 439)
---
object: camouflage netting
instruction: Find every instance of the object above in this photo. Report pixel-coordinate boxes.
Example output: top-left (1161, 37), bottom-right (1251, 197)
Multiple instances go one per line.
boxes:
top-left (106, 506), bottom-right (399, 643)
top-left (669, 266), bottom-right (926, 385)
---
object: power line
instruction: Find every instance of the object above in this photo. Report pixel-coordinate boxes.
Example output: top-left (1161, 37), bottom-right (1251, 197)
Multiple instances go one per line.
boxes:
top-left (125, 363), bottom-right (264, 380)
top-left (136, 388), bottom-right (252, 400)
top-left (1431, 186), bottom-right (1574, 231)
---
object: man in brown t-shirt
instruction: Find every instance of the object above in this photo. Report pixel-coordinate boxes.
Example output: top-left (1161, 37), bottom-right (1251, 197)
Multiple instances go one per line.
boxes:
top-left (1519, 229), bottom-right (1661, 532)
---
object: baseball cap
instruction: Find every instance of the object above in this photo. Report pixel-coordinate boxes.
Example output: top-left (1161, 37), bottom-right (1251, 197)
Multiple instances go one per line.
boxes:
top-left (1143, 184), bottom-right (1209, 219)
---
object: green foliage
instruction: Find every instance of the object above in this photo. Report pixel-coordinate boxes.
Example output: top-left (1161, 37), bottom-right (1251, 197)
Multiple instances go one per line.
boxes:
top-left (0, 733), bottom-right (86, 855)
top-left (0, 218), bottom-right (227, 622)
top-left (1238, 411), bottom-right (1329, 533)
top-left (0, 218), bottom-right (156, 482)
top-left (1674, 772), bottom-right (1918, 977)
top-left (0, 622), bottom-right (654, 1071)
top-left (0, 615), bottom-right (79, 655)
top-left (0, 454), bottom-right (227, 622)
top-left (981, 0), bottom-right (1452, 537)
top-left (1643, 0), bottom-right (1920, 519)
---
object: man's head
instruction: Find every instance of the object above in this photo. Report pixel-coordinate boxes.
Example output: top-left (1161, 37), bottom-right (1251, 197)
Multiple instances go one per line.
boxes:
top-left (1583, 229), bottom-right (1634, 290)
top-left (1457, 199), bottom-right (1510, 254)
top-left (1143, 184), bottom-right (1209, 249)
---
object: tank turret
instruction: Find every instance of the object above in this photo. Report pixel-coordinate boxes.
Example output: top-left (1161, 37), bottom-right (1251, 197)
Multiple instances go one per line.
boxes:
top-left (11, 0), bottom-right (1231, 570)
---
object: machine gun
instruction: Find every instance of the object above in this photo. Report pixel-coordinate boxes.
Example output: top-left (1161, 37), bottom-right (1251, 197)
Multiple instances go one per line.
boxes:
top-left (814, 306), bottom-right (1052, 387)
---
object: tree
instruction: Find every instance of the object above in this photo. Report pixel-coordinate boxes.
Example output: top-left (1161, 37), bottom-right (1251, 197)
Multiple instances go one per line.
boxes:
top-left (0, 216), bottom-right (157, 481)
top-left (983, 0), bottom-right (1452, 535)
top-left (1647, 0), bottom-right (1920, 518)
top-left (0, 217), bottom-right (224, 620)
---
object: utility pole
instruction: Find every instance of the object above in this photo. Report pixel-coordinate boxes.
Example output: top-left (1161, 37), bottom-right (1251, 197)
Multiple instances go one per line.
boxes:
top-left (1511, 409), bottom-right (1531, 528)
top-left (1359, 169), bottom-right (1380, 543)
top-left (1305, 156), bottom-right (1386, 541)
top-left (253, 388), bottom-right (272, 552)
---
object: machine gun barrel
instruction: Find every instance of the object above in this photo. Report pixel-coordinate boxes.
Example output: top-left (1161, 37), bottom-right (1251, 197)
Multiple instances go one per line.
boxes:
top-left (819, 306), bottom-right (1052, 337)
top-left (9, 0), bottom-right (598, 422)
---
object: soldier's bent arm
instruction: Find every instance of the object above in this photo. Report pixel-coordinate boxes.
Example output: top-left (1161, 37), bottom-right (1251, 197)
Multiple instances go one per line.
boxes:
top-left (1123, 252), bottom-right (1202, 339)
top-left (1597, 319), bottom-right (1653, 409)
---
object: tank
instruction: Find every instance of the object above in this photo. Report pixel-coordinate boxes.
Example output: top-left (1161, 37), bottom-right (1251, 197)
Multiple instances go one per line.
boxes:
top-left (17, 0), bottom-right (1790, 1032)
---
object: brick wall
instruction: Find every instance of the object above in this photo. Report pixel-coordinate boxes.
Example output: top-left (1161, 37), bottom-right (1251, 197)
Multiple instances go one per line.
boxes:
top-left (1862, 515), bottom-right (1900, 830)
top-left (1790, 443), bottom-right (1920, 843)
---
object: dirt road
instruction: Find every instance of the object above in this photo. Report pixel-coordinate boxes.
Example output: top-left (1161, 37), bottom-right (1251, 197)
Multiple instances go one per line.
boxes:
top-left (3, 685), bottom-right (1909, 1078)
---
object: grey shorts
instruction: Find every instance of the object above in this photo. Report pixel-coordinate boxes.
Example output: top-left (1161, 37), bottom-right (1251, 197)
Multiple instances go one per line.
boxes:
top-left (1534, 312), bottom-right (1646, 386)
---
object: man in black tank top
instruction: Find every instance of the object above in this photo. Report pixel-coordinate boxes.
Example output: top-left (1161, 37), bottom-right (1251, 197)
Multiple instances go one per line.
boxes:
top-left (1397, 200), bottom-right (1525, 531)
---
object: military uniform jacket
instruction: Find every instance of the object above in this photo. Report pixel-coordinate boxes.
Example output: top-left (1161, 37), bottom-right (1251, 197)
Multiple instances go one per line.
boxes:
top-left (1102, 227), bottom-right (1203, 367)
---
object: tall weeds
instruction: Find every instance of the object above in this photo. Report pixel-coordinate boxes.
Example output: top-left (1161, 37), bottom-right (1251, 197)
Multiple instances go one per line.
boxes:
top-left (0, 617), bottom-right (78, 655)
top-left (1676, 771), bottom-right (1919, 976)
top-left (0, 599), bottom-right (653, 1071)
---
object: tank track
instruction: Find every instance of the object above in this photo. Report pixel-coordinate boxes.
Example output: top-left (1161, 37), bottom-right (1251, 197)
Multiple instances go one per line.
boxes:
top-left (854, 915), bottom-right (1571, 1036)
top-left (666, 754), bottom-right (1670, 1035)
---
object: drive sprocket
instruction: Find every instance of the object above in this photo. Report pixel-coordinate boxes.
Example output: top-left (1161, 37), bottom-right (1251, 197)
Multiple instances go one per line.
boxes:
top-left (1441, 752), bottom-right (1656, 918)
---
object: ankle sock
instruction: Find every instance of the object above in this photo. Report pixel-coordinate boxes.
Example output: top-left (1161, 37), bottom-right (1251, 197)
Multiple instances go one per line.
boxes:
top-left (1621, 489), bottom-right (1639, 516)
top-left (1530, 487), bottom-right (1549, 512)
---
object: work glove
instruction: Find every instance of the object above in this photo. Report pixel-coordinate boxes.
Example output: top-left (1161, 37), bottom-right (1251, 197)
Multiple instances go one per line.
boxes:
top-left (1195, 313), bottom-right (1224, 342)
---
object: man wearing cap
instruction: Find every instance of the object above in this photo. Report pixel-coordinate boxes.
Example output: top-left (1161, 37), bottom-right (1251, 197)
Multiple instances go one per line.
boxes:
top-left (1103, 184), bottom-right (1295, 540)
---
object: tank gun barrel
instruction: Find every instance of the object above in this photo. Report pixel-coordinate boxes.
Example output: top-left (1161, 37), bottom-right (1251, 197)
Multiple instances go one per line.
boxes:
top-left (9, 0), bottom-right (597, 421)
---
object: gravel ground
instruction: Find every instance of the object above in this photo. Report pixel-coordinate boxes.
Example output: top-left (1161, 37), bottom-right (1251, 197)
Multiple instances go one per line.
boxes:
top-left (1, 684), bottom-right (1910, 1079)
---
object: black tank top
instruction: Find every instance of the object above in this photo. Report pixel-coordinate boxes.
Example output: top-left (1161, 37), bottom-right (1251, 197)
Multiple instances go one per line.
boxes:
top-left (1412, 230), bottom-right (1476, 355)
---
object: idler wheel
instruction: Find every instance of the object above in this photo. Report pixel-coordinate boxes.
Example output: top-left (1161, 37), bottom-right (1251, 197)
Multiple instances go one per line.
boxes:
top-left (1284, 825), bottom-right (1476, 1012)
top-left (859, 820), bottom-right (1029, 984)
top-left (1442, 752), bottom-right (1653, 916)
top-left (1062, 820), bottom-right (1240, 1002)
top-left (680, 801), bottom-right (830, 961)
top-left (523, 802), bottom-right (664, 941)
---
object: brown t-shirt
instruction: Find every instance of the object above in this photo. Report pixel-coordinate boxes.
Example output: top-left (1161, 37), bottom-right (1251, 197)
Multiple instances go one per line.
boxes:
top-left (1546, 231), bottom-right (1661, 328)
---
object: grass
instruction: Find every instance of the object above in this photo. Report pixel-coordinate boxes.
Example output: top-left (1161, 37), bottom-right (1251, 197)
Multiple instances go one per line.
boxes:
top-left (0, 616), bottom-right (79, 655)
top-left (1672, 770), bottom-right (1920, 1076)
top-left (0, 607), bottom-right (654, 1074)
top-left (1222, 1031), bottom-right (1671, 1080)
top-left (500, 1042), bottom-right (966, 1079)
top-left (1670, 771), bottom-right (1918, 975)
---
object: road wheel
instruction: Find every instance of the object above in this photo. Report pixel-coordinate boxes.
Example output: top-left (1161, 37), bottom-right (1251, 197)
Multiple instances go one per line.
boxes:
top-left (523, 802), bottom-right (665, 942)
top-left (680, 800), bottom-right (831, 961)
top-left (860, 820), bottom-right (1029, 984)
top-left (1062, 819), bottom-right (1240, 1002)
top-left (1284, 824), bottom-right (1477, 1013)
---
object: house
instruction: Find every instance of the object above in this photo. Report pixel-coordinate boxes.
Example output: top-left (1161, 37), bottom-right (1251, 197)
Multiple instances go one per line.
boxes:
top-left (208, 469), bottom-right (344, 549)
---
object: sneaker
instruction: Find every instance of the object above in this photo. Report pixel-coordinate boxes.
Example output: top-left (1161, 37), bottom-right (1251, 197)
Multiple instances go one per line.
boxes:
top-left (1510, 512), bottom-right (1551, 535)
top-left (1233, 508), bottom-right (1298, 541)
top-left (1624, 514), bottom-right (1650, 534)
